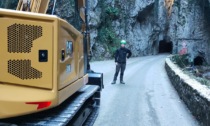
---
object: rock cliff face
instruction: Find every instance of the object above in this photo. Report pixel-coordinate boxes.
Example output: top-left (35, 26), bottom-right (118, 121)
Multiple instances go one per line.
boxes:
top-left (168, 0), bottom-right (210, 63)
top-left (87, 0), bottom-right (210, 62)
top-left (1, 0), bottom-right (210, 62)
top-left (52, 0), bottom-right (160, 60)
top-left (89, 0), bottom-right (161, 60)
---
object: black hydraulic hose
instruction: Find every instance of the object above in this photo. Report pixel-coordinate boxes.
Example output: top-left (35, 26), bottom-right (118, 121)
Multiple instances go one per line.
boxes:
top-left (84, 0), bottom-right (89, 73)
top-left (85, 0), bottom-right (89, 31)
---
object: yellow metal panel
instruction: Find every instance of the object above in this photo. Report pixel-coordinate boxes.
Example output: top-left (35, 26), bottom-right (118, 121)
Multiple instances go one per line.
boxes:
top-left (78, 0), bottom-right (85, 8)
top-left (36, 0), bottom-right (41, 13)
top-left (0, 8), bottom-right (88, 119)
top-left (30, 0), bottom-right (35, 10)
top-left (38, 0), bottom-right (50, 13)
top-left (31, 0), bottom-right (37, 12)
top-left (58, 75), bottom-right (87, 104)
top-left (58, 19), bottom-right (82, 90)
top-left (0, 84), bottom-right (57, 119)
top-left (80, 8), bottom-right (85, 22)
top-left (0, 8), bottom-right (58, 22)
top-left (16, 0), bottom-right (23, 10)
top-left (0, 18), bottom-right (53, 89)
top-left (78, 37), bottom-right (84, 78)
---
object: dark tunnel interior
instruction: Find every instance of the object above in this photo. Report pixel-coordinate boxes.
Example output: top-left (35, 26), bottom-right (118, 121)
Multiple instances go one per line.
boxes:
top-left (194, 56), bottom-right (204, 66)
top-left (159, 40), bottom-right (173, 53)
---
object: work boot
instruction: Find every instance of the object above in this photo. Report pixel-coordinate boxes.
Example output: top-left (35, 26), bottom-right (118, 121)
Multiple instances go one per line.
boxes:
top-left (120, 81), bottom-right (125, 84)
top-left (111, 81), bottom-right (116, 84)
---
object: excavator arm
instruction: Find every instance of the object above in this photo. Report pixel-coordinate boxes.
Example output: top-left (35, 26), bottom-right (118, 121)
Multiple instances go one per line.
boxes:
top-left (16, 0), bottom-right (50, 13)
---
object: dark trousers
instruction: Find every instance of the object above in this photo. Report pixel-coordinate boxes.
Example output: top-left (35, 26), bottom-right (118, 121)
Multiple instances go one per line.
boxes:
top-left (113, 63), bottom-right (126, 81)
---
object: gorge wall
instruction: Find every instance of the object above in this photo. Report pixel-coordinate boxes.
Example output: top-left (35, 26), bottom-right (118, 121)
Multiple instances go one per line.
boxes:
top-left (1, 0), bottom-right (210, 62)
top-left (87, 0), bottom-right (210, 62)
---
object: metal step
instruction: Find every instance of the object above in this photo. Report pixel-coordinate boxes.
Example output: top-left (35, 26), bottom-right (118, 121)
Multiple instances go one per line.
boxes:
top-left (0, 85), bottom-right (99, 126)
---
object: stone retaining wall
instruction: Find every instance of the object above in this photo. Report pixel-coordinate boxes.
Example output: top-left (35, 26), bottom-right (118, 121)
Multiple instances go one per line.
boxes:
top-left (165, 57), bottom-right (210, 126)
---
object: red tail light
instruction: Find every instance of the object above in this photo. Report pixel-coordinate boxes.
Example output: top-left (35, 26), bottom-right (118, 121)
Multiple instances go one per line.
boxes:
top-left (26, 101), bottom-right (51, 110)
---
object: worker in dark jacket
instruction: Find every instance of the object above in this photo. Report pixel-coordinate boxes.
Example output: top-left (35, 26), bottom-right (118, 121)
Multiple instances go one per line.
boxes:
top-left (111, 40), bottom-right (132, 84)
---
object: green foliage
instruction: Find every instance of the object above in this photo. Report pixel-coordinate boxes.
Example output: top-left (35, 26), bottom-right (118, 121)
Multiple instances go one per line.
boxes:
top-left (171, 55), bottom-right (210, 87)
top-left (105, 7), bottom-right (120, 19)
top-left (97, 0), bottom-right (121, 57)
top-left (98, 27), bottom-right (120, 44)
top-left (196, 78), bottom-right (210, 87)
top-left (98, 27), bottom-right (120, 56)
top-left (184, 69), bottom-right (210, 87)
top-left (109, 46), bottom-right (118, 55)
top-left (171, 54), bottom-right (189, 68)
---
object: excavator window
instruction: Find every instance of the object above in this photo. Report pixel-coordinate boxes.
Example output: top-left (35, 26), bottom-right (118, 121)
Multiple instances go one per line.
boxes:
top-left (66, 41), bottom-right (73, 57)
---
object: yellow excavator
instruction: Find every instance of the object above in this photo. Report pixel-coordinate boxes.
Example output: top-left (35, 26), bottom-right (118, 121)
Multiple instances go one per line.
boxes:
top-left (0, 0), bottom-right (103, 125)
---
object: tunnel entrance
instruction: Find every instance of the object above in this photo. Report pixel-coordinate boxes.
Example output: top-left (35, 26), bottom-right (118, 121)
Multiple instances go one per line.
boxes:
top-left (159, 40), bottom-right (173, 53)
top-left (194, 56), bottom-right (204, 66)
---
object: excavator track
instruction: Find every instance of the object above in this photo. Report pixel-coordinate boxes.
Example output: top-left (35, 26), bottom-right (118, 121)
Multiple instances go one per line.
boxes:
top-left (83, 107), bottom-right (99, 126)
top-left (0, 85), bottom-right (100, 126)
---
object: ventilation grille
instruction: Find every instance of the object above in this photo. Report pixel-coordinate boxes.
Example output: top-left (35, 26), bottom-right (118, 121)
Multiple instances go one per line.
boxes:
top-left (7, 23), bottom-right (42, 53)
top-left (8, 60), bottom-right (42, 80)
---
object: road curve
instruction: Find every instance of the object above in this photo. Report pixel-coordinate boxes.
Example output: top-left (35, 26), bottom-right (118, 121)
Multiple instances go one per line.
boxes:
top-left (91, 54), bottom-right (199, 126)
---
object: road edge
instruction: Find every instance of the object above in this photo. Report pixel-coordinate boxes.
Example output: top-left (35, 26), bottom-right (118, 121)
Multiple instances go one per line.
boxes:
top-left (165, 55), bottom-right (210, 126)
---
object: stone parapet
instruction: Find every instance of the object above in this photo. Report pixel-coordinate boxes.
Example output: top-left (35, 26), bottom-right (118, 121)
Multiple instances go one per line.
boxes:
top-left (165, 56), bottom-right (210, 126)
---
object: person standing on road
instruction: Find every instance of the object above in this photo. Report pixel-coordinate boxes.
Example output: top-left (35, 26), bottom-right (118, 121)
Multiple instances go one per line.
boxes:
top-left (111, 40), bottom-right (132, 84)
